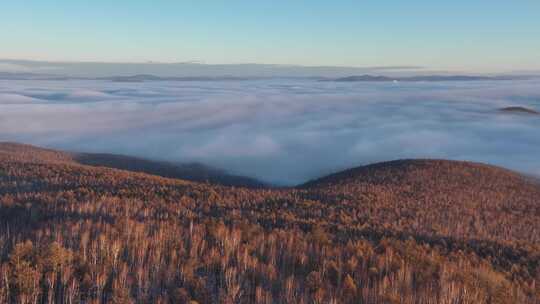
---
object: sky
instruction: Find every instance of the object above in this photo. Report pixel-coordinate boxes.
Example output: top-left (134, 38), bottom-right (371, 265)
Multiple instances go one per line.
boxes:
top-left (1, 1), bottom-right (540, 72)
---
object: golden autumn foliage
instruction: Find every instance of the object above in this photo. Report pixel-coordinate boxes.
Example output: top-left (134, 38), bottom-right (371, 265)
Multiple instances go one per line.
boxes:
top-left (0, 143), bottom-right (539, 303)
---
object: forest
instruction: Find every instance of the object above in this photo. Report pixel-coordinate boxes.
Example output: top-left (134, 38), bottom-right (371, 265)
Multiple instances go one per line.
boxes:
top-left (0, 142), bottom-right (539, 303)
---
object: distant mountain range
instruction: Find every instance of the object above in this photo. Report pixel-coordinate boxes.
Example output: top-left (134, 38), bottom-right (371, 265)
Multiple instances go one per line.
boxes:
top-left (100, 74), bottom-right (256, 82)
top-left (0, 72), bottom-right (259, 82)
top-left (325, 74), bottom-right (527, 82)
top-left (107, 74), bottom-right (534, 83)
top-left (1, 70), bottom-right (537, 82)
top-left (0, 72), bottom-right (70, 80)
top-left (0, 58), bottom-right (424, 78)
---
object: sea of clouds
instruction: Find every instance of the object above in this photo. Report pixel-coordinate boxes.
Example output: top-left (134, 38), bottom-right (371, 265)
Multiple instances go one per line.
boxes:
top-left (1, 78), bottom-right (539, 185)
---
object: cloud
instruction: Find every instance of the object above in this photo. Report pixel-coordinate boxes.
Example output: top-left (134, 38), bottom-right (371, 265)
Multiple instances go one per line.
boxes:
top-left (0, 93), bottom-right (43, 104)
top-left (185, 134), bottom-right (281, 158)
top-left (0, 79), bottom-right (539, 184)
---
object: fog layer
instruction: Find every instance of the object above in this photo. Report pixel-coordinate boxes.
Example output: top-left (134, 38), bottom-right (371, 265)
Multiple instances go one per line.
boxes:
top-left (1, 79), bottom-right (539, 185)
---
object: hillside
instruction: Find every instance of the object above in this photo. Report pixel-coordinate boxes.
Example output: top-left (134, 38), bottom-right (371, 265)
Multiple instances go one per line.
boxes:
top-left (0, 142), bottom-right (266, 188)
top-left (301, 159), bottom-right (540, 244)
top-left (0, 143), bottom-right (539, 303)
top-left (73, 152), bottom-right (267, 188)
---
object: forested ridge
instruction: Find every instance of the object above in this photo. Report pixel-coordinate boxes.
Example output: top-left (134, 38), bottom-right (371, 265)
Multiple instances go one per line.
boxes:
top-left (0, 142), bottom-right (265, 188)
top-left (0, 142), bottom-right (539, 303)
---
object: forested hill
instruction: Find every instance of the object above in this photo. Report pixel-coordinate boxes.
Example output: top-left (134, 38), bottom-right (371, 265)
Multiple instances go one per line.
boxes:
top-left (0, 142), bottom-right (267, 188)
top-left (0, 142), bottom-right (539, 303)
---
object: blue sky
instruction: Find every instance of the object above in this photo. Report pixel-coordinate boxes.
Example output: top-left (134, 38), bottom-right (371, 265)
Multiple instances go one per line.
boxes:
top-left (1, 1), bottom-right (539, 71)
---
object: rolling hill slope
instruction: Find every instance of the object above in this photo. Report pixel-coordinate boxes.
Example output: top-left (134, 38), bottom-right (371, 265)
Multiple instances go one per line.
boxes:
top-left (0, 142), bottom-right (267, 188)
top-left (0, 143), bottom-right (538, 303)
